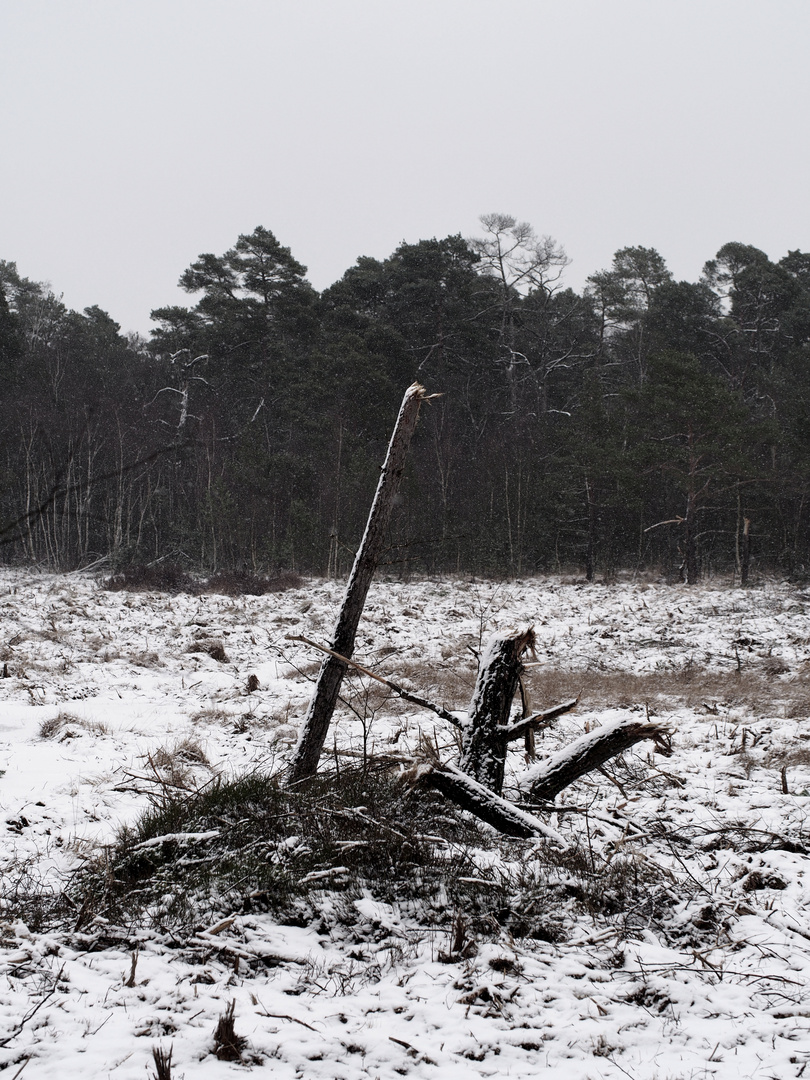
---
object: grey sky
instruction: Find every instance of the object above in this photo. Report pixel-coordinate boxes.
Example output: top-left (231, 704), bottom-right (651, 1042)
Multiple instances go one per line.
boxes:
top-left (2, 0), bottom-right (808, 335)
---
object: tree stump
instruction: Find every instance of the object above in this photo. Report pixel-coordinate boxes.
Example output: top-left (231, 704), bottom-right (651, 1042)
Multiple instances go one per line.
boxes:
top-left (458, 627), bottom-right (535, 795)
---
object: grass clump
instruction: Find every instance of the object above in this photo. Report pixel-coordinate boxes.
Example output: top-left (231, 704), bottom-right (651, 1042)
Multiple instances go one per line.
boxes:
top-left (213, 1001), bottom-right (247, 1061)
top-left (63, 764), bottom-right (668, 945)
top-left (69, 766), bottom-right (501, 936)
top-left (151, 1045), bottom-right (173, 1080)
top-left (39, 712), bottom-right (110, 740)
top-left (3, 763), bottom-right (669, 945)
top-left (186, 638), bottom-right (229, 663)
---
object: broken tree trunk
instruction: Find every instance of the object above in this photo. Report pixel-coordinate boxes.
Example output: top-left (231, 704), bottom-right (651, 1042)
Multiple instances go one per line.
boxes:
top-left (522, 716), bottom-right (670, 803)
top-left (458, 627), bottom-right (577, 795)
top-left (459, 627), bottom-right (533, 794)
top-left (286, 383), bottom-right (430, 786)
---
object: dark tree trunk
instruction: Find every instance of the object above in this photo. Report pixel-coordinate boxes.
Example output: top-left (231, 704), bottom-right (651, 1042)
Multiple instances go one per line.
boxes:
top-left (585, 477), bottom-right (595, 582)
top-left (682, 490), bottom-right (699, 585)
top-left (741, 516), bottom-right (751, 586)
top-left (286, 383), bottom-right (429, 786)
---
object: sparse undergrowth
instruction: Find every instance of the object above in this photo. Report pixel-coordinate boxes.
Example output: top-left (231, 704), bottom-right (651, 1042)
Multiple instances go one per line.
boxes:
top-left (2, 766), bottom-right (667, 945)
top-left (70, 767), bottom-right (499, 936)
top-left (386, 657), bottom-right (810, 720)
top-left (103, 563), bottom-right (304, 596)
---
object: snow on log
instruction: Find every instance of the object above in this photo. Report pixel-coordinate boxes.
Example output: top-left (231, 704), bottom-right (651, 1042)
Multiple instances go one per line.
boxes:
top-left (422, 760), bottom-right (567, 844)
top-left (521, 716), bottom-right (670, 803)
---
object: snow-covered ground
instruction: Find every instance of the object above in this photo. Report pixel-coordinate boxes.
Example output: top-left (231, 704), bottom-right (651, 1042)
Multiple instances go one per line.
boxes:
top-left (2, 569), bottom-right (810, 1078)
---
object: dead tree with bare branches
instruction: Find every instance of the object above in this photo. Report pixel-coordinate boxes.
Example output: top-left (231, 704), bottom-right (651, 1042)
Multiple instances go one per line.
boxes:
top-left (292, 623), bottom-right (668, 838)
top-left (424, 626), bottom-right (666, 827)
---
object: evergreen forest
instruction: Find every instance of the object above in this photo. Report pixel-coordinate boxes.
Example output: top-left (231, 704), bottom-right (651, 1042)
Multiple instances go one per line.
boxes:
top-left (2, 215), bottom-right (809, 582)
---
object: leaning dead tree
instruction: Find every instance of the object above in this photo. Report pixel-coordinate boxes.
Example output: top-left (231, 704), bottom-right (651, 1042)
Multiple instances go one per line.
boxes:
top-left (286, 382), bottom-right (431, 786)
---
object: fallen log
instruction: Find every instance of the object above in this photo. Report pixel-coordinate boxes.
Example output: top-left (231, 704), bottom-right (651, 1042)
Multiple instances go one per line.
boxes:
top-left (522, 716), bottom-right (671, 803)
top-left (418, 718), bottom-right (667, 841)
top-left (420, 760), bottom-right (566, 844)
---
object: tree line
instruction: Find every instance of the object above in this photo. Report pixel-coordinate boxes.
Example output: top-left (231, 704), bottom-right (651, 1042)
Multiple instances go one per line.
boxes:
top-left (1, 215), bottom-right (809, 581)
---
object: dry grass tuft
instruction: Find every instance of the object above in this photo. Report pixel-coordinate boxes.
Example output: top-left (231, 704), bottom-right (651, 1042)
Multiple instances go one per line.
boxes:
top-left (129, 650), bottom-right (164, 669)
top-left (186, 639), bottom-right (229, 663)
top-left (39, 714), bottom-right (66, 739)
top-left (39, 712), bottom-right (111, 739)
top-left (150, 738), bottom-right (209, 769)
top-left (151, 1044), bottom-right (173, 1080)
top-left (190, 707), bottom-right (234, 726)
top-left (762, 657), bottom-right (792, 677)
top-left (142, 739), bottom-right (211, 792)
top-left (213, 1001), bottom-right (246, 1061)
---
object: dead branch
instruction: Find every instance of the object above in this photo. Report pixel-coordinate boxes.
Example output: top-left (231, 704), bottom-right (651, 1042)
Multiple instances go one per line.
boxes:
top-left (502, 697), bottom-right (579, 743)
top-left (286, 383), bottom-right (430, 786)
top-left (287, 635), bottom-right (462, 728)
top-left (644, 516), bottom-right (684, 533)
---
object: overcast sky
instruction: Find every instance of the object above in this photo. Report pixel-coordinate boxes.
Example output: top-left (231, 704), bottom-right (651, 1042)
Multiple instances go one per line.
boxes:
top-left (2, 0), bottom-right (809, 335)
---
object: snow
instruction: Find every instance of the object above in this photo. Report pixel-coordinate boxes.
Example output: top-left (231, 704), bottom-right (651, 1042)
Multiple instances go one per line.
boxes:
top-left (1, 570), bottom-right (810, 1076)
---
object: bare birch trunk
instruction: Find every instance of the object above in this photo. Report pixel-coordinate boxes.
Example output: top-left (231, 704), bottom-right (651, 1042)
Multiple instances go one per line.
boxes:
top-left (285, 383), bottom-right (429, 786)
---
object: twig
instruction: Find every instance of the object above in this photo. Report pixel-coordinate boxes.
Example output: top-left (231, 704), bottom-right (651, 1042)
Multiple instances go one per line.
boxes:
top-left (502, 696), bottom-right (579, 742)
top-left (287, 635), bottom-right (463, 728)
top-left (252, 1001), bottom-right (318, 1032)
top-left (0, 967), bottom-right (63, 1047)
top-left (514, 801), bottom-right (648, 836)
